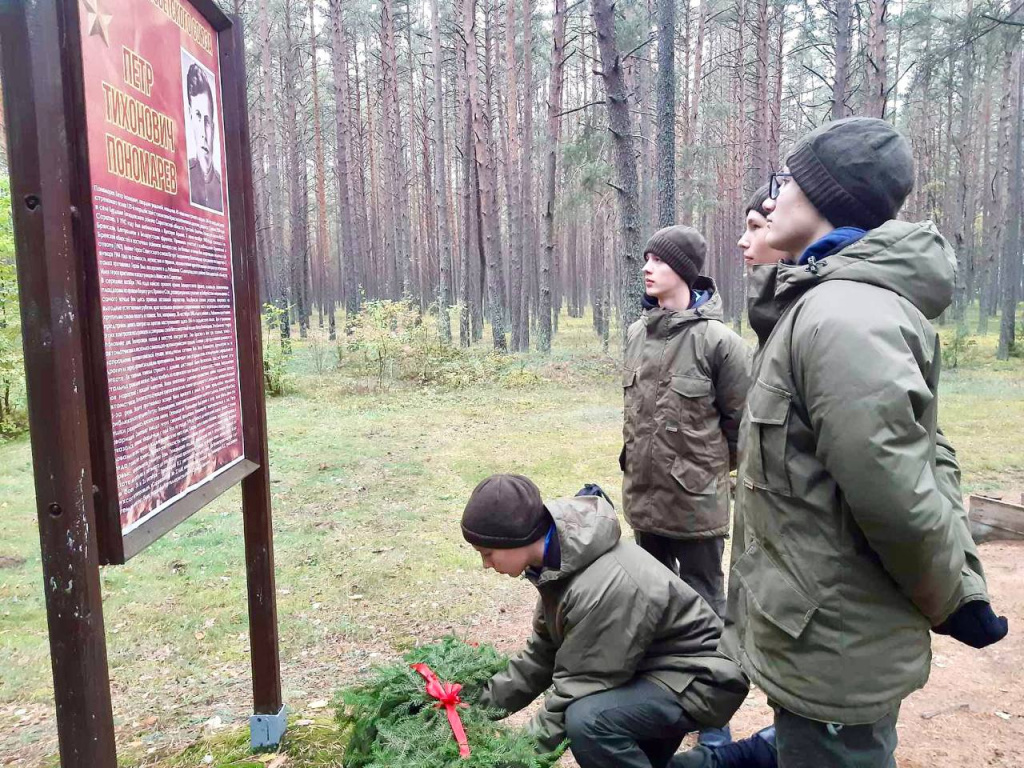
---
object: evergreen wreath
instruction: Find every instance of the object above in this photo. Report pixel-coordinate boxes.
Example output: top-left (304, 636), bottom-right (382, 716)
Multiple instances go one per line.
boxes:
top-left (335, 636), bottom-right (567, 768)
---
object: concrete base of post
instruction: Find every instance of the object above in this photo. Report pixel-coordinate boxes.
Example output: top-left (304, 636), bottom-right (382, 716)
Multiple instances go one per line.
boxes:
top-left (250, 705), bottom-right (287, 749)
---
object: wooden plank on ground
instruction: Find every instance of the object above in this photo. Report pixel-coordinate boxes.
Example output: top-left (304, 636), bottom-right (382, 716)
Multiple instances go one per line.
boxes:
top-left (969, 495), bottom-right (1024, 543)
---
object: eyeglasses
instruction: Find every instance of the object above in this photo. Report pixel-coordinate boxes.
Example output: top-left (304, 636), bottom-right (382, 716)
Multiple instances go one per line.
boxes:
top-left (769, 172), bottom-right (793, 200)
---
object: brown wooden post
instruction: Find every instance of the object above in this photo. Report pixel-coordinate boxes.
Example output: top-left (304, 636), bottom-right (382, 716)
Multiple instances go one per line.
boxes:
top-left (0, 0), bottom-right (118, 765)
top-left (219, 14), bottom-right (286, 743)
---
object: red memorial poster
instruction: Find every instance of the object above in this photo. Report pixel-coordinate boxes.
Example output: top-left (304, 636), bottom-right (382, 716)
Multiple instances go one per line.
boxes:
top-left (78, 0), bottom-right (244, 534)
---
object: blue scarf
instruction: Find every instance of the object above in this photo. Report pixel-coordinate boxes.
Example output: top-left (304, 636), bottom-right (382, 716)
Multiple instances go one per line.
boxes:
top-left (798, 227), bottom-right (867, 267)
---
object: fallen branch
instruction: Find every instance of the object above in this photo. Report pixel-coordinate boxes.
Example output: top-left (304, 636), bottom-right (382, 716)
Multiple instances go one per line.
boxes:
top-left (921, 703), bottom-right (969, 720)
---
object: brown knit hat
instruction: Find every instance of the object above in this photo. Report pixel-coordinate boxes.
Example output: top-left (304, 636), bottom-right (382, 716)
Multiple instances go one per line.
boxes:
top-left (643, 225), bottom-right (706, 285)
top-left (745, 184), bottom-right (770, 218)
top-left (786, 117), bottom-right (914, 230)
top-left (461, 474), bottom-right (551, 549)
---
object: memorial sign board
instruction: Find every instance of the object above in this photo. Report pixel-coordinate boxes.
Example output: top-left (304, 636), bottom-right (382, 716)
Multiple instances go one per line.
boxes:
top-left (71, 0), bottom-right (253, 562)
top-left (0, 0), bottom-right (283, 764)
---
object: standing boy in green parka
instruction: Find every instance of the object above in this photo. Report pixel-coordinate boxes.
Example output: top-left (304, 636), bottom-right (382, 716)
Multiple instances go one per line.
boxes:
top-left (462, 474), bottom-right (749, 768)
top-left (724, 116), bottom-right (1008, 768)
top-left (621, 226), bottom-right (751, 620)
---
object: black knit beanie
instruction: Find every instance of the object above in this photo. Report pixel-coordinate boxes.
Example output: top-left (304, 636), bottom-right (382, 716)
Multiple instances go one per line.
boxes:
top-left (745, 184), bottom-right (770, 218)
top-left (643, 225), bottom-right (706, 285)
top-left (461, 474), bottom-right (551, 549)
top-left (785, 117), bottom-right (914, 230)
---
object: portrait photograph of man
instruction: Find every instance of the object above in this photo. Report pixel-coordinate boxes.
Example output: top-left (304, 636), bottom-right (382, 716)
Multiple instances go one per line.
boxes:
top-left (181, 49), bottom-right (224, 213)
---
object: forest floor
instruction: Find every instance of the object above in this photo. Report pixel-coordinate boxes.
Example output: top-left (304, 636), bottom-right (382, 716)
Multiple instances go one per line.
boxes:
top-left (1, 312), bottom-right (1022, 767)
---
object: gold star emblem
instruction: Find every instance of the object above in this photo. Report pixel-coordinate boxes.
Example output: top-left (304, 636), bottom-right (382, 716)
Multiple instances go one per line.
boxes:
top-left (81, 0), bottom-right (113, 46)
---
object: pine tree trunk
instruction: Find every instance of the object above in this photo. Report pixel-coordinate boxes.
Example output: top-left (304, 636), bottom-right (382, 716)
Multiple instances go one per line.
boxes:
top-left (753, 0), bottom-right (770, 184)
top-left (952, 9), bottom-right (976, 325)
top-left (978, 77), bottom-right (994, 333)
top-left (639, 1), bottom-right (655, 234)
top-left (503, 0), bottom-right (524, 350)
top-left (735, 0), bottom-right (750, 196)
top-left (460, 103), bottom-right (476, 348)
top-left (259, 0), bottom-right (289, 344)
top-left (593, 0), bottom-right (645, 335)
top-left (284, 0), bottom-right (309, 338)
top-left (520, 0), bottom-right (535, 350)
top-left (430, 0), bottom-right (454, 343)
top-left (381, 0), bottom-right (410, 298)
top-left (998, 44), bottom-right (1022, 360)
top-left (309, 0), bottom-right (332, 335)
top-left (983, 33), bottom-right (1016, 333)
top-left (463, 0), bottom-right (507, 351)
top-left (833, 0), bottom-right (853, 120)
top-left (540, 0), bottom-right (567, 352)
top-left (864, 0), bottom-right (888, 119)
top-left (656, 0), bottom-right (676, 227)
top-left (329, 0), bottom-right (361, 330)
top-left (768, 0), bottom-right (783, 167)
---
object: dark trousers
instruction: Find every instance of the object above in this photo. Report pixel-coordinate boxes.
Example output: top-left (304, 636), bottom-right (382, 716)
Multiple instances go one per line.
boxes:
top-left (634, 532), bottom-right (726, 618)
top-left (670, 706), bottom-right (896, 768)
top-left (565, 678), bottom-right (699, 768)
top-left (775, 706), bottom-right (898, 768)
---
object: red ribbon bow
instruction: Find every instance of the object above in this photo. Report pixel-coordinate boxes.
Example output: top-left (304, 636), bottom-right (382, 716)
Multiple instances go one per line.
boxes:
top-left (411, 662), bottom-right (471, 758)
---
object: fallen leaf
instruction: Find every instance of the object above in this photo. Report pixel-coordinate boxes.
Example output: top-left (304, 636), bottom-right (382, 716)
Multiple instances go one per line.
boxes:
top-left (268, 758), bottom-right (288, 768)
top-left (995, 711), bottom-right (1012, 720)
top-left (308, 700), bottom-right (329, 709)
top-left (294, 719), bottom-right (314, 726)
top-left (140, 715), bottom-right (158, 728)
top-left (194, 631), bottom-right (206, 641)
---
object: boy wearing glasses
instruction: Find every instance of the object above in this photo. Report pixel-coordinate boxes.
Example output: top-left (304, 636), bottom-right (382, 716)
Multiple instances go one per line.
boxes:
top-left (720, 117), bottom-right (1006, 767)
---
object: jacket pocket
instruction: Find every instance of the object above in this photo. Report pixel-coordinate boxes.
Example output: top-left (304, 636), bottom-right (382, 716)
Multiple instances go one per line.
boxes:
top-left (623, 368), bottom-right (640, 438)
top-left (670, 374), bottom-right (713, 430)
top-left (744, 379), bottom-right (793, 496)
top-left (733, 540), bottom-right (818, 639)
top-left (671, 455), bottom-right (716, 495)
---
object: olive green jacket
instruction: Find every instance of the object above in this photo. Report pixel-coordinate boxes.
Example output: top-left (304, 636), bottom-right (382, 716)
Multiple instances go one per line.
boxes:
top-left (622, 278), bottom-right (752, 539)
top-left (480, 496), bottom-right (749, 751)
top-left (724, 221), bottom-right (990, 725)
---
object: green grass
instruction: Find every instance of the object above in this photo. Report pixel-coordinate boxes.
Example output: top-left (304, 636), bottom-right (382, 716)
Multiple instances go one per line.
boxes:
top-left (0, 308), bottom-right (1021, 767)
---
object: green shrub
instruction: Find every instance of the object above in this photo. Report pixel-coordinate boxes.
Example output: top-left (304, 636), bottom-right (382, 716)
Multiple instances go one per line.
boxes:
top-left (0, 177), bottom-right (26, 438)
top-left (262, 302), bottom-right (292, 397)
top-left (942, 324), bottom-right (976, 369)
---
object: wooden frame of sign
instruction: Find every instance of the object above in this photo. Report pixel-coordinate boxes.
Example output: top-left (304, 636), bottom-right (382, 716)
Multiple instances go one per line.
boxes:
top-left (0, 0), bottom-right (282, 764)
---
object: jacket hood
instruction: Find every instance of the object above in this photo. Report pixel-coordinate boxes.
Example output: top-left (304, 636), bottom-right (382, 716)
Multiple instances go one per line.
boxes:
top-left (534, 496), bottom-right (621, 585)
top-left (746, 264), bottom-right (781, 347)
top-left (774, 220), bottom-right (955, 320)
top-left (644, 276), bottom-right (724, 336)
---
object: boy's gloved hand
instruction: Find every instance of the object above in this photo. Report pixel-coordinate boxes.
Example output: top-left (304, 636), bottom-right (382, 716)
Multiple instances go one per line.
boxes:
top-left (575, 483), bottom-right (614, 508)
top-left (934, 600), bottom-right (1008, 649)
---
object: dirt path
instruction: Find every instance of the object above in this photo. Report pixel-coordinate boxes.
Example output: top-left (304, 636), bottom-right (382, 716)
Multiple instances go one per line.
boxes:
top-left (473, 540), bottom-right (1024, 767)
top-left (3, 540), bottom-right (1021, 768)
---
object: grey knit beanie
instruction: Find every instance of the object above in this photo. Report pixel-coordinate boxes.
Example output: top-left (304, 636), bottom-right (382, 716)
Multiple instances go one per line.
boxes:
top-left (643, 225), bottom-right (706, 285)
top-left (786, 117), bottom-right (914, 230)
top-left (745, 184), bottom-right (771, 218)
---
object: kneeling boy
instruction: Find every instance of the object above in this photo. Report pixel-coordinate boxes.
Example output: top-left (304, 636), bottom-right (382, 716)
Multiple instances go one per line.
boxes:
top-left (462, 474), bottom-right (748, 768)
